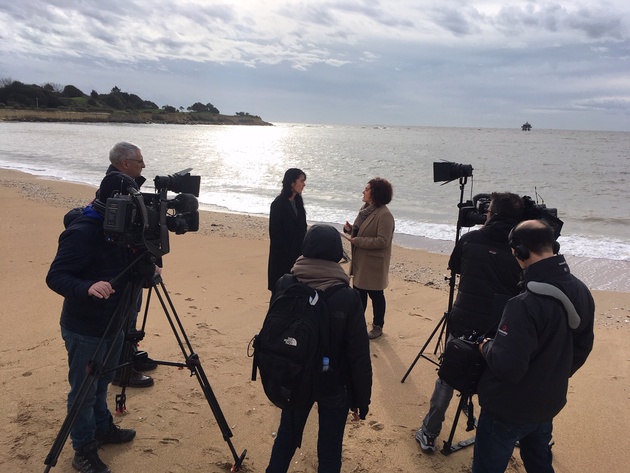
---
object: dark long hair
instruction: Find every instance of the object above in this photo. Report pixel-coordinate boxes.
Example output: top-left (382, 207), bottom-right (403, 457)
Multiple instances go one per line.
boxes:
top-left (280, 168), bottom-right (306, 200)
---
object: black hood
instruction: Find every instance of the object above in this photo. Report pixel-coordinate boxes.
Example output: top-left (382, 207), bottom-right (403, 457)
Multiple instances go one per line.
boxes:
top-left (301, 224), bottom-right (343, 262)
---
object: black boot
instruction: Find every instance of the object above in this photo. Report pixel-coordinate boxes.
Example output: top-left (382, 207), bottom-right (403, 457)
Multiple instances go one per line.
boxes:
top-left (96, 422), bottom-right (136, 446)
top-left (132, 347), bottom-right (158, 371)
top-left (112, 368), bottom-right (154, 388)
top-left (72, 441), bottom-right (110, 473)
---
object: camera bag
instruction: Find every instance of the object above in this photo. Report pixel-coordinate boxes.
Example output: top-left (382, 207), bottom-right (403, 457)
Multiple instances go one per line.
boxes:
top-left (438, 336), bottom-right (485, 394)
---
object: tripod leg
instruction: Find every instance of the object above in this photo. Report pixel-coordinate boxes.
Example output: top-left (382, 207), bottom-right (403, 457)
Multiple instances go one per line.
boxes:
top-left (189, 356), bottom-right (247, 470)
top-left (44, 361), bottom-right (101, 470)
top-left (440, 392), bottom-right (476, 456)
top-left (151, 278), bottom-right (247, 471)
top-left (401, 312), bottom-right (447, 383)
top-left (44, 282), bottom-right (138, 471)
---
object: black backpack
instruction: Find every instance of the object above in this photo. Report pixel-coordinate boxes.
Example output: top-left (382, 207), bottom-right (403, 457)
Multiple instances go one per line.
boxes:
top-left (250, 281), bottom-right (344, 409)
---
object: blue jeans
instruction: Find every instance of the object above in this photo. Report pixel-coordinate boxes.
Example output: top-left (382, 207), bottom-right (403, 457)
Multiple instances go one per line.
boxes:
top-left (421, 376), bottom-right (454, 437)
top-left (421, 335), bottom-right (455, 437)
top-left (472, 409), bottom-right (554, 473)
top-left (266, 396), bottom-right (350, 473)
top-left (62, 327), bottom-right (124, 450)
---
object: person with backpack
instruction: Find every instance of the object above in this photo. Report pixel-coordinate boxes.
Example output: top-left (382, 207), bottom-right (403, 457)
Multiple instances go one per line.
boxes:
top-left (264, 224), bottom-right (372, 473)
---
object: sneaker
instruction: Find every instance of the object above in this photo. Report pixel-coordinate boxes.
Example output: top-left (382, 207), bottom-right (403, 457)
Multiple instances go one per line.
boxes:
top-left (368, 325), bottom-right (383, 340)
top-left (73, 442), bottom-right (111, 473)
top-left (415, 429), bottom-right (437, 452)
top-left (112, 369), bottom-right (154, 388)
top-left (96, 423), bottom-right (136, 446)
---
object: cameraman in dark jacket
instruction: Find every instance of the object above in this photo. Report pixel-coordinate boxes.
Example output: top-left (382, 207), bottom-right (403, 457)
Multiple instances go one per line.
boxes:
top-left (473, 220), bottom-right (594, 473)
top-left (266, 225), bottom-right (372, 473)
top-left (416, 192), bottom-right (523, 451)
top-left (47, 172), bottom-right (151, 473)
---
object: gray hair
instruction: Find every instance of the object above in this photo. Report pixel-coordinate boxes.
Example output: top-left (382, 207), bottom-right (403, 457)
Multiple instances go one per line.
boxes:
top-left (109, 142), bottom-right (141, 166)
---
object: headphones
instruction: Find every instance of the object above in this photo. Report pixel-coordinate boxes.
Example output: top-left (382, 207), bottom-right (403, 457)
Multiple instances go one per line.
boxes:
top-left (508, 226), bottom-right (560, 261)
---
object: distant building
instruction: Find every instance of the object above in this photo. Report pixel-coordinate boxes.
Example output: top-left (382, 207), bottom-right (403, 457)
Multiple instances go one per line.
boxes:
top-left (522, 122), bottom-right (532, 131)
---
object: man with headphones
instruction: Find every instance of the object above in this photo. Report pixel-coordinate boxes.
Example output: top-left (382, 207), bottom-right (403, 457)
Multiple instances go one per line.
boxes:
top-left (473, 219), bottom-right (595, 473)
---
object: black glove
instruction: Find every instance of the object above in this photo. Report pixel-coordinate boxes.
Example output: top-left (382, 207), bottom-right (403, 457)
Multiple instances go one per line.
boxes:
top-left (359, 405), bottom-right (369, 420)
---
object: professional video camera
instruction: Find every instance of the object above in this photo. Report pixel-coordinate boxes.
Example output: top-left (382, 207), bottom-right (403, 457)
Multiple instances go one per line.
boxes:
top-left (433, 160), bottom-right (563, 237)
top-left (103, 168), bottom-right (201, 257)
top-left (458, 193), bottom-right (563, 237)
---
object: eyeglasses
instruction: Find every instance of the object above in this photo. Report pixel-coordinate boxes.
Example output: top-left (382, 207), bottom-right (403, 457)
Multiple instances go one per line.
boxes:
top-left (126, 158), bottom-right (144, 164)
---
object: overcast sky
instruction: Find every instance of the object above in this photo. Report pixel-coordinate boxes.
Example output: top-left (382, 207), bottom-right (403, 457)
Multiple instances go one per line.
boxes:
top-left (1, 0), bottom-right (628, 131)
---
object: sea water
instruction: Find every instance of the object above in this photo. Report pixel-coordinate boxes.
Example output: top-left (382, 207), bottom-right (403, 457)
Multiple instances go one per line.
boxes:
top-left (1, 122), bottom-right (628, 291)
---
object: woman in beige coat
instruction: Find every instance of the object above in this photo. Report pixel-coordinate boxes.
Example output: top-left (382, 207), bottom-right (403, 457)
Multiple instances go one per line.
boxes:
top-left (343, 178), bottom-right (394, 339)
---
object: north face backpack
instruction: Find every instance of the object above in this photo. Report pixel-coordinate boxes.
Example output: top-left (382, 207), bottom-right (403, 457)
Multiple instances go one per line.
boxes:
top-left (250, 281), bottom-right (344, 409)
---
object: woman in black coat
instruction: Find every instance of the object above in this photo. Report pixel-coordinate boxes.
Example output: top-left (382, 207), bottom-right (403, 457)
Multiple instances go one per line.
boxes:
top-left (267, 168), bottom-right (307, 290)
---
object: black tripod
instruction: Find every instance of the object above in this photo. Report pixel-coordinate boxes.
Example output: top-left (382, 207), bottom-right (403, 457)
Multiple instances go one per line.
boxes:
top-left (400, 175), bottom-right (477, 454)
top-left (43, 253), bottom-right (246, 472)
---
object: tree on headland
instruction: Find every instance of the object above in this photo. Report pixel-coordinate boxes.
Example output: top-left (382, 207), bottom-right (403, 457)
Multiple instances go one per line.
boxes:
top-left (0, 80), bottom-right (63, 108)
top-left (0, 78), bottom-right (228, 116)
top-left (63, 85), bottom-right (84, 98)
top-left (187, 102), bottom-right (220, 113)
top-left (44, 83), bottom-right (64, 93)
top-left (0, 77), bottom-right (271, 125)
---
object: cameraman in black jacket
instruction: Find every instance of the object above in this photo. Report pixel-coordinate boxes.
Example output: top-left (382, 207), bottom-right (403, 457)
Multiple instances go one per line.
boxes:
top-left (47, 172), bottom-right (154, 473)
top-left (266, 225), bottom-right (372, 473)
top-left (473, 220), bottom-right (594, 473)
top-left (416, 192), bottom-right (524, 451)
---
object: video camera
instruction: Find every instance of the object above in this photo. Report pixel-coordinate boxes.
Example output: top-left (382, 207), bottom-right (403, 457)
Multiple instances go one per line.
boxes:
top-left (433, 161), bottom-right (564, 238)
top-left (103, 168), bottom-right (201, 257)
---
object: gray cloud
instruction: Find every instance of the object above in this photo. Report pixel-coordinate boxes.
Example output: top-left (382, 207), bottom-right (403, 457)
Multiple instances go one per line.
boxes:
top-left (0, 0), bottom-right (628, 130)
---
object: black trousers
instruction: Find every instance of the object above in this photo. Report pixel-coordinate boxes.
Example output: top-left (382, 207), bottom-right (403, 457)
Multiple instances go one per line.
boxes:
top-left (355, 287), bottom-right (386, 327)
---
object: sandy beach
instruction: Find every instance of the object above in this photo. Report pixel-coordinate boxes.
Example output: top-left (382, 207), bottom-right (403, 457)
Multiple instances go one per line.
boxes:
top-left (1, 168), bottom-right (628, 473)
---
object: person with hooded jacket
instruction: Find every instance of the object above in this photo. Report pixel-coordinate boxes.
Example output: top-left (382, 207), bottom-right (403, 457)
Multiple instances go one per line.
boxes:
top-left (473, 220), bottom-right (594, 473)
top-left (266, 224), bottom-right (372, 473)
top-left (416, 192), bottom-right (524, 451)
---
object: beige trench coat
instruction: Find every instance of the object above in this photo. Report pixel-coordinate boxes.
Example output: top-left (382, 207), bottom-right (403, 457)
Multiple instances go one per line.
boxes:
top-left (350, 205), bottom-right (395, 290)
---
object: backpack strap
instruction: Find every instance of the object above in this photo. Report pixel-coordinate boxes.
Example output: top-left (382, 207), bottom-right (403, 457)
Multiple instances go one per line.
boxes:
top-left (317, 283), bottom-right (349, 363)
top-left (526, 281), bottom-right (581, 329)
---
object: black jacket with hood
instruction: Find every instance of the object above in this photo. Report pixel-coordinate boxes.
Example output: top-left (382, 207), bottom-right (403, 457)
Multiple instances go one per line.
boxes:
top-left (47, 171), bottom-right (146, 338)
top-left (448, 217), bottom-right (522, 338)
